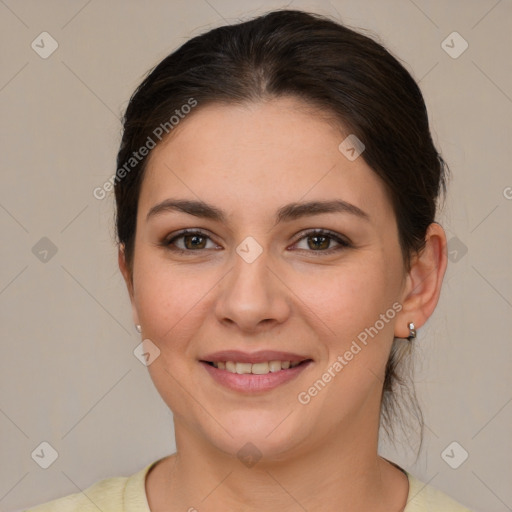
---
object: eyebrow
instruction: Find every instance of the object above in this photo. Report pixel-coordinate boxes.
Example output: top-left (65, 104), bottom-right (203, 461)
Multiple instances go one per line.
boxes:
top-left (146, 198), bottom-right (370, 224)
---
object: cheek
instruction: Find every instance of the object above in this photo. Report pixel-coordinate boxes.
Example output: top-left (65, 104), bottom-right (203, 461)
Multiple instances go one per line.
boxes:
top-left (133, 262), bottom-right (210, 404)
top-left (298, 257), bottom-right (395, 339)
top-left (297, 262), bottom-right (399, 411)
top-left (132, 254), bottom-right (219, 354)
top-left (300, 254), bottom-right (402, 404)
top-left (135, 278), bottom-right (190, 337)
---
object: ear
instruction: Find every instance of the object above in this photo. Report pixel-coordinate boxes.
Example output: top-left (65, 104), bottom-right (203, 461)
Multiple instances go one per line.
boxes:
top-left (118, 244), bottom-right (140, 327)
top-left (395, 222), bottom-right (448, 338)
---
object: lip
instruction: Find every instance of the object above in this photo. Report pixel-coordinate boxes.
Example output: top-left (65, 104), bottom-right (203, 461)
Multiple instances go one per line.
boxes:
top-left (200, 349), bottom-right (310, 364)
top-left (199, 351), bottom-right (313, 393)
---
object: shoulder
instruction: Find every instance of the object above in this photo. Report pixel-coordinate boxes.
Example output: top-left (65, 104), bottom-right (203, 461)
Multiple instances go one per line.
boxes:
top-left (23, 475), bottom-right (128, 512)
top-left (23, 460), bottom-right (159, 512)
top-left (405, 472), bottom-right (474, 512)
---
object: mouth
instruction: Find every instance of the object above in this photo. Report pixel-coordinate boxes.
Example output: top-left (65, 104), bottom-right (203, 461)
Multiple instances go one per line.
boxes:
top-left (200, 359), bottom-right (312, 374)
top-left (198, 351), bottom-right (314, 393)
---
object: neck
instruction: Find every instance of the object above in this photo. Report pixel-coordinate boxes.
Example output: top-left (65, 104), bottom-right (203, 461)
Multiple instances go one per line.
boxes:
top-left (155, 409), bottom-right (408, 511)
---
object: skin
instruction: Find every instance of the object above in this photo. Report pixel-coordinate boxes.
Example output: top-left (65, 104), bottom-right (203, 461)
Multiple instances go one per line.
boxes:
top-left (119, 97), bottom-right (448, 511)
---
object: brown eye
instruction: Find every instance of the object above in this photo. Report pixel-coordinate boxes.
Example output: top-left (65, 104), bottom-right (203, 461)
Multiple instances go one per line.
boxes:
top-left (307, 234), bottom-right (331, 250)
top-left (293, 229), bottom-right (351, 254)
top-left (164, 230), bottom-right (218, 252)
top-left (182, 234), bottom-right (207, 250)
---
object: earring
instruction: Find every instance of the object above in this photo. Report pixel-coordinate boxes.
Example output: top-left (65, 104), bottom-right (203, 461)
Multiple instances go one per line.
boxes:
top-left (407, 322), bottom-right (416, 341)
top-left (135, 324), bottom-right (142, 333)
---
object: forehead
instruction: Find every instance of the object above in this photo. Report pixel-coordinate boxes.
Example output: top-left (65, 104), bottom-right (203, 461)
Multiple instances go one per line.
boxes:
top-left (139, 98), bottom-right (392, 225)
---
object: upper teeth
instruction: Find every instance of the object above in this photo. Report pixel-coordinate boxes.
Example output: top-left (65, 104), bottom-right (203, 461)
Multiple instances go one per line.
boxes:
top-left (212, 360), bottom-right (302, 374)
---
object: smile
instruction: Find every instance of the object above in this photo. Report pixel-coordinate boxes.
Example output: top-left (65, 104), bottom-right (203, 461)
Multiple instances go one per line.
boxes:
top-left (206, 360), bottom-right (305, 374)
top-left (200, 359), bottom-right (313, 393)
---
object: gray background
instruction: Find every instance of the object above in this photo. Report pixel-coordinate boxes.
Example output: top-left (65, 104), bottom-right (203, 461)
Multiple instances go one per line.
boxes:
top-left (1, 1), bottom-right (511, 511)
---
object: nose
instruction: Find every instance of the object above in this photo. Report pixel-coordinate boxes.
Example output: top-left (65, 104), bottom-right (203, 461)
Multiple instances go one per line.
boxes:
top-left (214, 249), bottom-right (291, 334)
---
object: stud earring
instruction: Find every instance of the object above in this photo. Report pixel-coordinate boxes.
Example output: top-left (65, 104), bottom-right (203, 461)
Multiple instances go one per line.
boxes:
top-left (407, 322), bottom-right (416, 341)
top-left (135, 324), bottom-right (142, 333)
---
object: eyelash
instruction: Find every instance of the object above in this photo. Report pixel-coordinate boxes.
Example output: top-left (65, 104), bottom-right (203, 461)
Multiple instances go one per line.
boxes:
top-left (162, 228), bottom-right (352, 255)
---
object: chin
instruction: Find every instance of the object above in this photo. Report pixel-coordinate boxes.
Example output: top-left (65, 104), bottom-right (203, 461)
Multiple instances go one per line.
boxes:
top-left (200, 410), bottom-right (308, 461)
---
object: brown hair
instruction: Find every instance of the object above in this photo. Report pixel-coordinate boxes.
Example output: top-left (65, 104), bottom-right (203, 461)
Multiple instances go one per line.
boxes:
top-left (114, 9), bottom-right (448, 452)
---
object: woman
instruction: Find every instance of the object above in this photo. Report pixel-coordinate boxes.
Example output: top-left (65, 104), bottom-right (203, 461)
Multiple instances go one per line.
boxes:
top-left (27, 9), bottom-right (473, 512)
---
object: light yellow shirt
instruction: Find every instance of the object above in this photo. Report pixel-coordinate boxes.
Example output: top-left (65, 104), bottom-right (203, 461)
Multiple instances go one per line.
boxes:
top-left (24, 458), bottom-right (473, 511)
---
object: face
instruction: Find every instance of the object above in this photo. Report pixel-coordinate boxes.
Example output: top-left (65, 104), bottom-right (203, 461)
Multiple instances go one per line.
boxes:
top-left (122, 97), bottom-right (409, 460)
